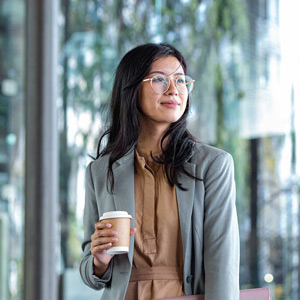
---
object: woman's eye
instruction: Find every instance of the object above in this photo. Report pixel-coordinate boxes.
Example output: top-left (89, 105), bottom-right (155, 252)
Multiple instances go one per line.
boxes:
top-left (153, 76), bottom-right (167, 83)
top-left (177, 77), bottom-right (185, 84)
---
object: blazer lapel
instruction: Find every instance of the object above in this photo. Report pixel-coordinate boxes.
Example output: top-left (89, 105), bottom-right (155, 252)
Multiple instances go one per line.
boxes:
top-left (113, 148), bottom-right (135, 264)
top-left (111, 148), bottom-right (196, 269)
top-left (176, 161), bottom-right (196, 266)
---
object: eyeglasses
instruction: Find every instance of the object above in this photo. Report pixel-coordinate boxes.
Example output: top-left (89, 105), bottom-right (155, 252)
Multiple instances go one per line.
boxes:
top-left (142, 74), bottom-right (195, 95)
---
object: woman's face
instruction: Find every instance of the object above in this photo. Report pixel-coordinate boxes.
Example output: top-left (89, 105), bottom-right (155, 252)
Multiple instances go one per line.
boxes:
top-left (138, 56), bottom-right (188, 128)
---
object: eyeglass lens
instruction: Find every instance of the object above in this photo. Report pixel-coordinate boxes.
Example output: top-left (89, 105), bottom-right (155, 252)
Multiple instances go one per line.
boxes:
top-left (151, 75), bottom-right (194, 94)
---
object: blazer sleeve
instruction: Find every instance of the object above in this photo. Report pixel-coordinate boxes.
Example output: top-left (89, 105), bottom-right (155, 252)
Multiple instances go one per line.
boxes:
top-left (79, 162), bottom-right (113, 290)
top-left (203, 152), bottom-right (240, 300)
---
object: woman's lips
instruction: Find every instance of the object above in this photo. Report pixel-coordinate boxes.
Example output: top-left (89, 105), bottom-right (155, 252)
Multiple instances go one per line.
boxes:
top-left (161, 100), bottom-right (180, 108)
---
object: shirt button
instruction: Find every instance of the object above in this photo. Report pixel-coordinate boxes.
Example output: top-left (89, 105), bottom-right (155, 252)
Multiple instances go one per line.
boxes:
top-left (186, 275), bottom-right (193, 283)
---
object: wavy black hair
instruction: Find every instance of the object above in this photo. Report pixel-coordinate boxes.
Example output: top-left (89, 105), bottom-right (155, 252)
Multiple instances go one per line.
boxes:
top-left (91, 43), bottom-right (201, 192)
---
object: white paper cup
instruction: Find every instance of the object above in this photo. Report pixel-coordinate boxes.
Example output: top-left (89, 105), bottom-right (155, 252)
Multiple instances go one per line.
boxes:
top-left (99, 211), bottom-right (132, 255)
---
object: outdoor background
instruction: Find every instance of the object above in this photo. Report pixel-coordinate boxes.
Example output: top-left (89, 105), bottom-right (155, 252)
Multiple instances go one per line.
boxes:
top-left (1, 0), bottom-right (300, 299)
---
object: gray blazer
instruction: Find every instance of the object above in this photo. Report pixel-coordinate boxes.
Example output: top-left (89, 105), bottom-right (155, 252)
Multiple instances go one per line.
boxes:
top-left (80, 142), bottom-right (240, 300)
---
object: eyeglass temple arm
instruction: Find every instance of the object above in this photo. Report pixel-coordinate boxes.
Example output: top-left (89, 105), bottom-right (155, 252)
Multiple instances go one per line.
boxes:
top-left (186, 80), bottom-right (195, 84)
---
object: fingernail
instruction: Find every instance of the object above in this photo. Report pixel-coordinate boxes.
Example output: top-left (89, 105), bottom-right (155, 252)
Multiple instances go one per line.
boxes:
top-left (112, 238), bottom-right (118, 242)
top-left (112, 231), bottom-right (117, 235)
top-left (106, 223), bottom-right (112, 228)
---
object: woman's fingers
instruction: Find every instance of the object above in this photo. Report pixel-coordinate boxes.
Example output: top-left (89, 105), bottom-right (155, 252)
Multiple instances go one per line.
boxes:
top-left (92, 236), bottom-right (118, 247)
top-left (91, 243), bottom-right (113, 254)
top-left (91, 224), bottom-right (136, 253)
top-left (95, 222), bottom-right (136, 235)
top-left (90, 222), bottom-right (118, 267)
top-left (95, 221), bottom-right (111, 231)
top-left (91, 229), bottom-right (117, 241)
top-left (96, 229), bottom-right (117, 237)
top-left (130, 227), bottom-right (137, 236)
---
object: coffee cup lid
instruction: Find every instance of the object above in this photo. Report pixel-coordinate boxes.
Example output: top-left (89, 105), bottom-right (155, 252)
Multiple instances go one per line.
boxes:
top-left (99, 211), bottom-right (132, 221)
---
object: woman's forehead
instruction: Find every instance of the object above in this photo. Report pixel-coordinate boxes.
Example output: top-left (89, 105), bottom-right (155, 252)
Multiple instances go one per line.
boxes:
top-left (150, 56), bottom-right (184, 75)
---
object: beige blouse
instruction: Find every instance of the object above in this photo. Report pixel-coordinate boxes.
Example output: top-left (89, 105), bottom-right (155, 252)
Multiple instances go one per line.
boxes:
top-left (125, 150), bottom-right (185, 300)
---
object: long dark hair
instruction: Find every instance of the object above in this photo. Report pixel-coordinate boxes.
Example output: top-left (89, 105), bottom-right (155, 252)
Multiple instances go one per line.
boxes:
top-left (90, 43), bottom-right (201, 192)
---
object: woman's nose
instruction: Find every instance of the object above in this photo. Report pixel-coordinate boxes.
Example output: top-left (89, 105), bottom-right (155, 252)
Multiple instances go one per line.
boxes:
top-left (165, 78), bottom-right (178, 95)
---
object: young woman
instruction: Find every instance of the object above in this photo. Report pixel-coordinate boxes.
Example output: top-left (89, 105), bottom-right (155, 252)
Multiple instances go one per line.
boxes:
top-left (80, 43), bottom-right (240, 300)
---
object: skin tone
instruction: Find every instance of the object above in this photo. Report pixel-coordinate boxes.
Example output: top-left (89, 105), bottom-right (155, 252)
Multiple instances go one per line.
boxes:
top-left (137, 56), bottom-right (188, 160)
top-left (91, 222), bottom-right (136, 277)
top-left (91, 55), bottom-right (188, 278)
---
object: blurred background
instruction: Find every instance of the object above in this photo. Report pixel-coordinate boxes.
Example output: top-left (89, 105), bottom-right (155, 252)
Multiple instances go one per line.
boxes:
top-left (0, 0), bottom-right (300, 299)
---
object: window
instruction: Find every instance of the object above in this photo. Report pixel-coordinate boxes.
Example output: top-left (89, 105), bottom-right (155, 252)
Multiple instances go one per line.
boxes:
top-left (0, 0), bottom-right (26, 299)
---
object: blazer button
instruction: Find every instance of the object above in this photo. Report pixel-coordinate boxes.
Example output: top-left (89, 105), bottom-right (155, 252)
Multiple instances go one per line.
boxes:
top-left (186, 275), bottom-right (193, 283)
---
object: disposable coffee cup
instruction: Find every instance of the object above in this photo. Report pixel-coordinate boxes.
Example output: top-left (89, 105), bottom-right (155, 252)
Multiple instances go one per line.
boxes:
top-left (99, 211), bottom-right (132, 255)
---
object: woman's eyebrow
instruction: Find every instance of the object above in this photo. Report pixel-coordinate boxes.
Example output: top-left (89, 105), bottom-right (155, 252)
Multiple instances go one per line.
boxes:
top-left (148, 70), bottom-right (185, 75)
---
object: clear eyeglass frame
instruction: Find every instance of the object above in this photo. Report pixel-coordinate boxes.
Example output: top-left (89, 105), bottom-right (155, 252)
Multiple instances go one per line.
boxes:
top-left (142, 74), bottom-right (195, 95)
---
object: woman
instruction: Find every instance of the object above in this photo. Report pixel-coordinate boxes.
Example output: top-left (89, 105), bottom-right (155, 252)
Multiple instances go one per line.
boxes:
top-left (80, 43), bottom-right (240, 300)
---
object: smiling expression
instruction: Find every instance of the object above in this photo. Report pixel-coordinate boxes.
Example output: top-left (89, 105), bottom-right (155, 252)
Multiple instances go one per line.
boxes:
top-left (138, 56), bottom-right (188, 129)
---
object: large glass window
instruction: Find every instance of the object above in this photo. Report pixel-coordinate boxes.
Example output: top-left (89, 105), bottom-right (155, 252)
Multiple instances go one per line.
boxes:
top-left (0, 0), bottom-right (25, 299)
top-left (58, 1), bottom-right (300, 299)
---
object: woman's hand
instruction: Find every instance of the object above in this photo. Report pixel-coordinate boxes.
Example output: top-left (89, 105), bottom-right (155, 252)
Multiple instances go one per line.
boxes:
top-left (91, 221), bottom-right (136, 277)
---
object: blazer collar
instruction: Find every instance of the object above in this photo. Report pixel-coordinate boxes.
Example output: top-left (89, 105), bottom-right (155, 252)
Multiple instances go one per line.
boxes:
top-left (112, 147), bottom-right (135, 170)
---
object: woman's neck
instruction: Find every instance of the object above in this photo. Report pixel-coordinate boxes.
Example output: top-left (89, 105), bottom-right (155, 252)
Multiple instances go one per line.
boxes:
top-left (136, 121), bottom-right (169, 158)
